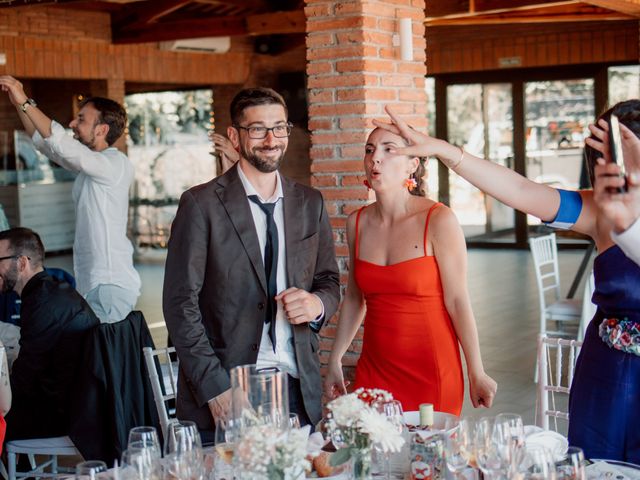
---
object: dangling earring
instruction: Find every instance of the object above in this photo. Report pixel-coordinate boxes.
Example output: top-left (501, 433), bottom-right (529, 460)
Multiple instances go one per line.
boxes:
top-left (405, 177), bottom-right (417, 192)
top-left (363, 179), bottom-right (371, 190)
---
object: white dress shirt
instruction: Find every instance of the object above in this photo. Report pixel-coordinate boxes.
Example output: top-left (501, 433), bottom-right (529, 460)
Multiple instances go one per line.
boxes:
top-left (611, 217), bottom-right (640, 267)
top-left (32, 121), bottom-right (141, 296)
top-left (237, 164), bottom-right (298, 378)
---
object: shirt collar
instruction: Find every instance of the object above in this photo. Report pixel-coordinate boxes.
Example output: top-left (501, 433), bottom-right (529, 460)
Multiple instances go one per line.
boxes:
top-left (237, 162), bottom-right (284, 204)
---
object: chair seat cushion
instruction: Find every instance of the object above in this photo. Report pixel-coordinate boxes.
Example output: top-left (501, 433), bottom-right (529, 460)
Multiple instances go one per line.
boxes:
top-left (546, 299), bottom-right (582, 318)
top-left (6, 436), bottom-right (78, 454)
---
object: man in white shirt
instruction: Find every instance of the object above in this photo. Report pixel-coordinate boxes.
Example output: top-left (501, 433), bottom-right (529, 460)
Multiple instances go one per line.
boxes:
top-left (0, 75), bottom-right (141, 323)
top-left (163, 87), bottom-right (340, 436)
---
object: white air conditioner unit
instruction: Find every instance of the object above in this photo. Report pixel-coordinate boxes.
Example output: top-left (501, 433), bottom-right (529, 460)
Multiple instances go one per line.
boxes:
top-left (159, 37), bottom-right (231, 54)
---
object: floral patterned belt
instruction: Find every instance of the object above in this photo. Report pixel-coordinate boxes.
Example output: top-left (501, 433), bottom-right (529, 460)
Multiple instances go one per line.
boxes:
top-left (599, 317), bottom-right (640, 356)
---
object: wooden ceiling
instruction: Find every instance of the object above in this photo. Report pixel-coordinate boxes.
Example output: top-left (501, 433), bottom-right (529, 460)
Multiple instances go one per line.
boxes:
top-left (0, 0), bottom-right (637, 44)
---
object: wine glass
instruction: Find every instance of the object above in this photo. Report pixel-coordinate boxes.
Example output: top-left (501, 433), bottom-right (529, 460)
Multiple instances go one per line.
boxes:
top-left (373, 399), bottom-right (404, 480)
top-left (555, 446), bottom-right (586, 480)
top-left (163, 419), bottom-right (202, 457)
top-left (121, 443), bottom-right (160, 480)
top-left (289, 413), bottom-right (301, 429)
top-left (493, 413), bottom-right (525, 476)
top-left (76, 460), bottom-right (107, 480)
top-left (516, 445), bottom-right (557, 479)
top-left (444, 417), bottom-right (474, 479)
top-left (128, 426), bottom-right (160, 457)
top-left (214, 417), bottom-right (237, 480)
top-left (475, 417), bottom-right (509, 479)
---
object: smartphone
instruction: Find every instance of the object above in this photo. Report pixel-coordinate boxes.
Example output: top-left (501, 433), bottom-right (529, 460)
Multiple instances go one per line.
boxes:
top-left (608, 114), bottom-right (628, 193)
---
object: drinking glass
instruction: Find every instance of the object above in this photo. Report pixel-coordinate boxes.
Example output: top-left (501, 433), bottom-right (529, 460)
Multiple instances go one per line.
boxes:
top-left (121, 444), bottom-right (160, 480)
top-left (214, 417), bottom-right (237, 480)
top-left (444, 417), bottom-right (474, 479)
top-left (555, 446), bottom-right (586, 480)
top-left (289, 413), bottom-right (301, 429)
top-left (163, 419), bottom-right (202, 458)
top-left (475, 417), bottom-right (509, 479)
top-left (373, 399), bottom-right (404, 479)
top-left (516, 445), bottom-right (557, 479)
top-left (230, 365), bottom-right (289, 431)
top-left (128, 426), bottom-right (161, 457)
top-left (493, 413), bottom-right (525, 476)
top-left (76, 460), bottom-right (107, 480)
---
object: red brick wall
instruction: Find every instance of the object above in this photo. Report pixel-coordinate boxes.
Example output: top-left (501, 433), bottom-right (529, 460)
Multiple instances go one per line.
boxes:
top-left (305, 0), bottom-right (428, 383)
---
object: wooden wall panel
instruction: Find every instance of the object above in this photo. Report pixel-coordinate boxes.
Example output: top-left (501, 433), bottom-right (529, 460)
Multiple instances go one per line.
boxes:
top-left (426, 20), bottom-right (639, 74)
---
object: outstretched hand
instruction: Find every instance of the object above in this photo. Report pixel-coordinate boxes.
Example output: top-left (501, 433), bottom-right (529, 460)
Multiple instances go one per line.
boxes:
top-left (373, 106), bottom-right (458, 167)
top-left (0, 75), bottom-right (29, 107)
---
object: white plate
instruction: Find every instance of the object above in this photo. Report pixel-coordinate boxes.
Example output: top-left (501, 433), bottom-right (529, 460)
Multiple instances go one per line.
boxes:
top-left (403, 410), bottom-right (458, 431)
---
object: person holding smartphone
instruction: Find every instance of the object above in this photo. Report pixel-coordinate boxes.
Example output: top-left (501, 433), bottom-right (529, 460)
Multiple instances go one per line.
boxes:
top-left (373, 99), bottom-right (640, 463)
top-left (590, 119), bottom-right (640, 266)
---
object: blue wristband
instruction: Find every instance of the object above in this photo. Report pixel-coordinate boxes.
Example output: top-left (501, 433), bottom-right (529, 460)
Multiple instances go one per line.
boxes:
top-left (543, 189), bottom-right (582, 229)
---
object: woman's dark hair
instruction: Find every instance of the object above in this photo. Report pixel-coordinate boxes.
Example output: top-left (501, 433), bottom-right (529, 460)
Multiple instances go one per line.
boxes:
top-left (584, 99), bottom-right (640, 187)
top-left (409, 158), bottom-right (427, 197)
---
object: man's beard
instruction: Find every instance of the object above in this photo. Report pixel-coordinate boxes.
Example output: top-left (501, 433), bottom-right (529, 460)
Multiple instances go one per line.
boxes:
top-left (0, 263), bottom-right (17, 293)
top-left (74, 129), bottom-right (97, 150)
top-left (241, 144), bottom-right (285, 173)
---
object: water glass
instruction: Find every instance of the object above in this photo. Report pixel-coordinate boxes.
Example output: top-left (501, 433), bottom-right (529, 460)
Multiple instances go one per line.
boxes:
top-left (128, 426), bottom-right (160, 457)
top-left (288, 413), bottom-right (301, 429)
top-left (121, 445), bottom-right (160, 480)
top-left (163, 419), bottom-right (202, 458)
top-left (373, 399), bottom-right (404, 479)
top-left (76, 460), bottom-right (108, 480)
top-left (475, 417), bottom-right (509, 478)
top-left (493, 413), bottom-right (525, 475)
top-left (444, 417), bottom-right (473, 479)
top-left (516, 445), bottom-right (557, 479)
top-left (555, 446), bottom-right (586, 480)
top-left (229, 364), bottom-right (289, 431)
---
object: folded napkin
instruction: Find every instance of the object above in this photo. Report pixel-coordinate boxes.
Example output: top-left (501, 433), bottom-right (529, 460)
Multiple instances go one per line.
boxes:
top-left (525, 430), bottom-right (568, 462)
top-left (586, 461), bottom-right (637, 480)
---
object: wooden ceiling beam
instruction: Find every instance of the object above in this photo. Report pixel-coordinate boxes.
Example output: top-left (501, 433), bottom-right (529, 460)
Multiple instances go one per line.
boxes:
top-left (245, 10), bottom-right (305, 36)
top-left (113, 15), bottom-right (246, 43)
top-left (582, 0), bottom-right (640, 15)
top-left (426, 1), bottom-right (633, 25)
top-left (115, 0), bottom-right (191, 31)
top-left (113, 8), bottom-right (305, 43)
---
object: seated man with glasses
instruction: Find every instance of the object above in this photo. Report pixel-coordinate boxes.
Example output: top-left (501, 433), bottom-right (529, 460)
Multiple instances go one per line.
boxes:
top-left (0, 227), bottom-right (99, 440)
top-left (163, 87), bottom-right (340, 438)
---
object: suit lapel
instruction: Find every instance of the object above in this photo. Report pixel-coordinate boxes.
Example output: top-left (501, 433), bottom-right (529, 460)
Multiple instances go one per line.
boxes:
top-left (282, 176), bottom-right (303, 286)
top-left (216, 165), bottom-right (267, 294)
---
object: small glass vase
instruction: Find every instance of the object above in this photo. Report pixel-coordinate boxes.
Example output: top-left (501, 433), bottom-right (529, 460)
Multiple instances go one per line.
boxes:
top-left (350, 446), bottom-right (373, 480)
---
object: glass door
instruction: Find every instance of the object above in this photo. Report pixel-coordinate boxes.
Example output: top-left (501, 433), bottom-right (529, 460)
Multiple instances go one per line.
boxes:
top-left (524, 79), bottom-right (594, 226)
top-left (447, 83), bottom-right (514, 240)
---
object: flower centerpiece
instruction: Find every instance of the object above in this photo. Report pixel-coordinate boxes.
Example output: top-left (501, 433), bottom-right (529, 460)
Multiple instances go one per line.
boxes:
top-left (326, 388), bottom-right (405, 479)
top-left (235, 425), bottom-right (311, 480)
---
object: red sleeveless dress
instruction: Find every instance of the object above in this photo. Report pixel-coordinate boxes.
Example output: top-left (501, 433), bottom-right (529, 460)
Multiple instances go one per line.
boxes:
top-left (353, 203), bottom-right (464, 414)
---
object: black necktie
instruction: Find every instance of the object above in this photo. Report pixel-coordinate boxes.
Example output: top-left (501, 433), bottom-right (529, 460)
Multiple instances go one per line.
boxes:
top-left (248, 195), bottom-right (279, 352)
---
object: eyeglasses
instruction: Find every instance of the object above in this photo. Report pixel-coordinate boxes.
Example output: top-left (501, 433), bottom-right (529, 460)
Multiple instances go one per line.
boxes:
top-left (0, 255), bottom-right (20, 262)
top-left (233, 123), bottom-right (293, 139)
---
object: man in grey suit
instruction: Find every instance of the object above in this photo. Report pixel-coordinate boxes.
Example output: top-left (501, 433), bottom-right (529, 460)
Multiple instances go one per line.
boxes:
top-left (163, 87), bottom-right (340, 435)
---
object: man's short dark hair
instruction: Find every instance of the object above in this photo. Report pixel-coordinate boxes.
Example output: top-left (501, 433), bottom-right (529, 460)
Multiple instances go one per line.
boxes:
top-left (0, 227), bottom-right (45, 267)
top-left (79, 97), bottom-right (127, 146)
top-left (230, 87), bottom-right (288, 126)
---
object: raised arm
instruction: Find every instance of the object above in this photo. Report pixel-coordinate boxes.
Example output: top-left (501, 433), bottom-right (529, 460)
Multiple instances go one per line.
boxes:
top-left (430, 206), bottom-right (497, 408)
top-left (0, 75), bottom-right (52, 139)
top-left (323, 211), bottom-right (366, 399)
top-left (373, 106), bottom-right (565, 223)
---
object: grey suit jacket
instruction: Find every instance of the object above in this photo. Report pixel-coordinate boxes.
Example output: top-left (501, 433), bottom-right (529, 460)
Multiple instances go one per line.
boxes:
top-left (162, 164), bottom-right (340, 430)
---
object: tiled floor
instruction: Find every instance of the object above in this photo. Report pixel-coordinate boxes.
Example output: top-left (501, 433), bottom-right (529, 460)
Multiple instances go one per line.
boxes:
top-left (46, 246), bottom-right (592, 427)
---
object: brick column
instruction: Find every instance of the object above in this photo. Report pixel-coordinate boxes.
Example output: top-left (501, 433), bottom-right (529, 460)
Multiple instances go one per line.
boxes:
top-left (305, 0), bottom-right (427, 383)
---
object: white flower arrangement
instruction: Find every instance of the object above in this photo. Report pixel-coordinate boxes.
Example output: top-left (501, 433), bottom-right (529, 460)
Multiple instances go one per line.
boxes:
top-left (235, 424), bottom-right (311, 480)
top-left (326, 388), bottom-right (405, 468)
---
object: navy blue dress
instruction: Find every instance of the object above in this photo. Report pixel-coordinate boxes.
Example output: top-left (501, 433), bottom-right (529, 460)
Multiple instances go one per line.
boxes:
top-left (568, 245), bottom-right (640, 462)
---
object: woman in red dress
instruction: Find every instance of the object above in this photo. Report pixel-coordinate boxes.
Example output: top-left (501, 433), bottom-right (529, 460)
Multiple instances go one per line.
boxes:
top-left (324, 127), bottom-right (496, 414)
top-left (0, 340), bottom-right (11, 453)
